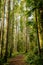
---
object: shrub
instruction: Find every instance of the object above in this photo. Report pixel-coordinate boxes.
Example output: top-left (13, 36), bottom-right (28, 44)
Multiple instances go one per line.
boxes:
top-left (26, 51), bottom-right (43, 65)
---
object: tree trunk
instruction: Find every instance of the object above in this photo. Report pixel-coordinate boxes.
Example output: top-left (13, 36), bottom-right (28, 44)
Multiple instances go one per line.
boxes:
top-left (4, 0), bottom-right (10, 62)
top-left (25, 23), bottom-right (28, 53)
top-left (10, 0), bottom-right (14, 57)
top-left (35, 9), bottom-right (41, 56)
top-left (0, 0), bottom-right (1, 57)
top-left (39, 7), bottom-right (43, 48)
top-left (1, 0), bottom-right (6, 58)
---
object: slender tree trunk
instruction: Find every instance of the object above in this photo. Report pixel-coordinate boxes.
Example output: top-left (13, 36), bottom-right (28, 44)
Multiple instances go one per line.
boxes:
top-left (25, 24), bottom-right (28, 53)
top-left (25, 15), bottom-right (28, 53)
top-left (35, 9), bottom-right (41, 56)
top-left (10, 0), bottom-right (14, 57)
top-left (17, 21), bottom-right (19, 52)
top-left (39, 7), bottom-right (43, 48)
top-left (0, 0), bottom-right (1, 57)
top-left (16, 19), bottom-right (18, 51)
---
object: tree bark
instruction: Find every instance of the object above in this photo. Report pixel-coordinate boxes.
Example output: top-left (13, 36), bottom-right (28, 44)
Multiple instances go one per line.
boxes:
top-left (1, 0), bottom-right (6, 58)
top-left (35, 9), bottom-right (41, 56)
top-left (10, 0), bottom-right (14, 57)
top-left (4, 0), bottom-right (10, 62)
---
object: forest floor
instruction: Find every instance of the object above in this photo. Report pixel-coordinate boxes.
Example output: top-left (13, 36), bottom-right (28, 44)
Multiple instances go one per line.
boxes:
top-left (9, 54), bottom-right (29, 65)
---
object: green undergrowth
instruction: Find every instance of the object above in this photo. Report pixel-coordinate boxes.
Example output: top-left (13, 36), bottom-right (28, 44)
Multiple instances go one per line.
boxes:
top-left (25, 51), bottom-right (43, 65)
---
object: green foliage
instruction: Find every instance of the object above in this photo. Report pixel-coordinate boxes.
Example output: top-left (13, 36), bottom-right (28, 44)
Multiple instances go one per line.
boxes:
top-left (0, 58), bottom-right (3, 65)
top-left (29, 34), bottom-right (34, 42)
top-left (26, 51), bottom-right (43, 65)
top-left (17, 40), bottom-right (25, 52)
top-left (26, 21), bottom-right (34, 26)
top-left (26, 20), bottom-right (37, 43)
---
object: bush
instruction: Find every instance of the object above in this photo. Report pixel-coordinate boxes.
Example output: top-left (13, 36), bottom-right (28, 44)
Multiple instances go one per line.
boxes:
top-left (26, 51), bottom-right (43, 65)
top-left (0, 58), bottom-right (3, 65)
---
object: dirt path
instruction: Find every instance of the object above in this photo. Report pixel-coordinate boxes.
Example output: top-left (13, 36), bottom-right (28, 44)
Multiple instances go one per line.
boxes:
top-left (9, 54), bottom-right (27, 65)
